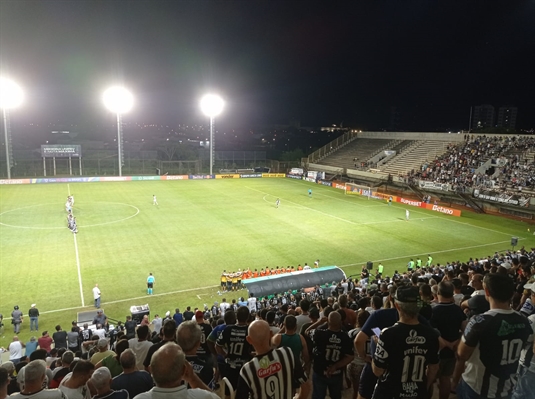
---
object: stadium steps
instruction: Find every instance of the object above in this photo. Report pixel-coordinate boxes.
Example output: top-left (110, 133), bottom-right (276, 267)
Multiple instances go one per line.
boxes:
top-left (380, 140), bottom-right (449, 176)
top-left (316, 138), bottom-right (394, 169)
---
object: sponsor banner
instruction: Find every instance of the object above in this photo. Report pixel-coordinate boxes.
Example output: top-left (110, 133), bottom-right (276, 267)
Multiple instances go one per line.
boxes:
top-left (30, 177), bottom-right (97, 184)
top-left (263, 173), bottom-right (286, 178)
top-left (41, 144), bottom-right (81, 158)
top-left (163, 175), bottom-right (189, 180)
top-left (332, 181), bottom-right (346, 190)
top-left (131, 176), bottom-right (162, 181)
top-left (240, 173), bottom-right (262, 178)
top-left (318, 180), bottom-right (332, 187)
top-left (216, 174), bottom-right (240, 179)
top-left (473, 189), bottom-right (529, 207)
top-left (100, 176), bottom-right (132, 182)
top-left (286, 174), bottom-right (302, 180)
top-left (418, 180), bottom-right (450, 191)
top-left (425, 203), bottom-right (461, 217)
top-left (304, 177), bottom-right (316, 183)
top-left (289, 168), bottom-right (304, 175)
top-left (0, 179), bottom-right (31, 185)
top-left (189, 175), bottom-right (213, 179)
top-left (398, 197), bottom-right (426, 208)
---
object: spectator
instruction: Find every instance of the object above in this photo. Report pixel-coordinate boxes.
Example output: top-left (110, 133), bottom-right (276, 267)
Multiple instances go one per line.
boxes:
top-left (133, 343), bottom-right (218, 399)
top-left (112, 349), bottom-right (154, 398)
top-left (236, 320), bottom-right (310, 399)
top-left (68, 326), bottom-right (80, 352)
top-left (372, 285), bottom-right (440, 398)
top-left (309, 311), bottom-right (353, 399)
top-left (24, 336), bottom-right (38, 359)
top-left (143, 319), bottom-right (176, 372)
top-left (53, 325), bottom-right (68, 350)
top-left (8, 336), bottom-right (25, 365)
top-left (0, 368), bottom-right (8, 399)
top-left (272, 315), bottom-right (310, 371)
top-left (96, 338), bottom-right (130, 378)
top-left (91, 339), bottom-right (115, 366)
top-left (430, 281), bottom-right (467, 399)
top-left (124, 316), bottom-right (136, 340)
top-left (59, 359), bottom-right (95, 399)
top-left (37, 331), bottom-right (53, 354)
top-left (453, 273), bottom-right (532, 399)
top-left (9, 360), bottom-right (65, 399)
top-left (176, 321), bottom-right (214, 389)
top-left (49, 351), bottom-right (74, 388)
top-left (90, 367), bottom-right (128, 399)
top-left (172, 309), bottom-right (183, 327)
top-left (460, 274), bottom-right (489, 317)
top-left (128, 325), bottom-right (153, 371)
top-left (295, 299), bottom-right (312, 333)
top-left (0, 362), bottom-right (17, 396)
top-left (512, 314), bottom-right (535, 399)
top-left (28, 304), bottom-right (39, 332)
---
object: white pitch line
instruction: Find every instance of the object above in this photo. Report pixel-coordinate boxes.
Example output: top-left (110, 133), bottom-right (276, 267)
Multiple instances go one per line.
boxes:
top-left (73, 233), bottom-right (85, 307)
top-left (338, 238), bottom-right (525, 269)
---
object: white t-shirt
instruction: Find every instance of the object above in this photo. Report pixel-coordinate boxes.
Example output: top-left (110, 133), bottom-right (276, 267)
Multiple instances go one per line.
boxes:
top-left (9, 341), bottom-right (23, 360)
top-left (128, 338), bottom-right (153, 370)
top-left (220, 302), bottom-right (230, 316)
top-left (93, 287), bottom-right (101, 299)
top-left (247, 297), bottom-right (257, 313)
top-left (59, 373), bottom-right (91, 399)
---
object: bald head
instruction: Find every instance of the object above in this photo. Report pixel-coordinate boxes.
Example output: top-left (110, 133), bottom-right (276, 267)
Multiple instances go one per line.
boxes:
top-left (328, 311), bottom-right (342, 330)
top-left (246, 320), bottom-right (271, 355)
top-left (150, 343), bottom-right (186, 388)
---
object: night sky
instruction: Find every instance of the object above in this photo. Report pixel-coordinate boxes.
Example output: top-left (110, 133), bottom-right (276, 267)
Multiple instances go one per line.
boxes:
top-left (1, 1), bottom-right (534, 130)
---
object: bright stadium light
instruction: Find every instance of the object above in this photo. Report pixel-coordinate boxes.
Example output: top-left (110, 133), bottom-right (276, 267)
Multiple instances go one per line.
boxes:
top-left (1, 77), bottom-right (23, 179)
top-left (200, 94), bottom-right (224, 175)
top-left (102, 86), bottom-right (134, 176)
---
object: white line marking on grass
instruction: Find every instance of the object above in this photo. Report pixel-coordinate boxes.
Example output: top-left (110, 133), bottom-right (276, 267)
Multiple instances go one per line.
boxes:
top-left (73, 233), bottom-right (85, 307)
top-left (38, 285), bottom-right (220, 316)
top-left (338, 238), bottom-right (525, 269)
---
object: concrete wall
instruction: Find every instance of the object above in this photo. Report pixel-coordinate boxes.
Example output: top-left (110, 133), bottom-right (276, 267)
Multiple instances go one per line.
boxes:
top-left (358, 131), bottom-right (466, 142)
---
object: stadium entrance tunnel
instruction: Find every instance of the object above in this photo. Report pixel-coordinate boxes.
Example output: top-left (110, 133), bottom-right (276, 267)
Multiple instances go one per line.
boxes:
top-left (243, 266), bottom-right (346, 297)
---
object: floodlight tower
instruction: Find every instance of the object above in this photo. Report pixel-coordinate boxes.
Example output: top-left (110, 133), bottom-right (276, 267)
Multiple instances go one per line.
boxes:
top-left (0, 77), bottom-right (23, 179)
top-left (102, 86), bottom-right (134, 176)
top-left (200, 94), bottom-right (224, 175)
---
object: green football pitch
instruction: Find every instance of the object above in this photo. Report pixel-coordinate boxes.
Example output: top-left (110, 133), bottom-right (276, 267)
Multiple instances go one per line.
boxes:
top-left (0, 178), bottom-right (532, 345)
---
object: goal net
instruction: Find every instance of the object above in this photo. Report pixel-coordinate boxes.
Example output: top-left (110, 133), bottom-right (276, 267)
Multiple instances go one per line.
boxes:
top-left (345, 183), bottom-right (372, 199)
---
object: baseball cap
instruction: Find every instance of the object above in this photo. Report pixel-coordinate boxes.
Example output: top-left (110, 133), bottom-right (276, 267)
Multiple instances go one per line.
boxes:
top-left (31, 304), bottom-right (36, 307)
top-left (524, 282), bottom-right (535, 291)
top-left (165, 311), bottom-right (170, 317)
top-left (395, 286), bottom-right (421, 303)
top-left (97, 339), bottom-right (108, 348)
top-left (195, 310), bottom-right (204, 320)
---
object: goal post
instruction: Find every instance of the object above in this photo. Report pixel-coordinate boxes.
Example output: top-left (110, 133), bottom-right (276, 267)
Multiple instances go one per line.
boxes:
top-left (345, 182), bottom-right (372, 199)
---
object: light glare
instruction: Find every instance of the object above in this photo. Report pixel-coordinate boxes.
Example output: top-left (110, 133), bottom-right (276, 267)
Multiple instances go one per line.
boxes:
top-left (200, 94), bottom-right (224, 118)
top-left (102, 86), bottom-right (134, 114)
top-left (0, 78), bottom-right (23, 109)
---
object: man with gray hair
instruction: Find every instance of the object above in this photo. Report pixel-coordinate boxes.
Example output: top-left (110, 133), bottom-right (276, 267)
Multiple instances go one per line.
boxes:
top-left (133, 343), bottom-right (218, 399)
top-left (372, 285), bottom-right (440, 399)
top-left (112, 349), bottom-right (153, 398)
top-left (90, 367), bottom-right (129, 399)
top-left (10, 360), bottom-right (66, 399)
top-left (176, 321), bottom-right (214, 388)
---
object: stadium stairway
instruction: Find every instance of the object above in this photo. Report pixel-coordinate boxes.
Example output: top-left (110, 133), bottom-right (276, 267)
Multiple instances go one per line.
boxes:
top-left (381, 140), bottom-right (449, 176)
top-left (317, 138), bottom-right (395, 169)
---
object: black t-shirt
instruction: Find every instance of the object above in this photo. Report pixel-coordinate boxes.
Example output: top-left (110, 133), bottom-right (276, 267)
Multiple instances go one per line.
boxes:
top-left (186, 354), bottom-right (215, 389)
top-left (373, 322), bottom-right (440, 399)
top-left (184, 311), bottom-right (194, 321)
top-left (430, 302), bottom-right (466, 359)
top-left (125, 320), bottom-right (137, 338)
top-left (216, 324), bottom-right (252, 369)
top-left (462, 309), bottom-right (532, 398)
top-left (461, 285), bottom-right (475, 296)
top-left (197, 322), bottom-right (213, 359)
top-left (310, 328), bottom-right (353, 375)
top-left (52, 330), bottom-right (68, 349)
top-left (467, 294), bottom-right (490, 317)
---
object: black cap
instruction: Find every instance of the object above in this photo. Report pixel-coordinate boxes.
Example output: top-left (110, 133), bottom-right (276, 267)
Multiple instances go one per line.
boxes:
top-left (395, 286), bottom-right (420, 303)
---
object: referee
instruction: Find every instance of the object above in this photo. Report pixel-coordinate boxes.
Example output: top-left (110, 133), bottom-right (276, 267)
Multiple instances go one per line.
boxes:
top-left (147, 273), bottom-right (155, 295)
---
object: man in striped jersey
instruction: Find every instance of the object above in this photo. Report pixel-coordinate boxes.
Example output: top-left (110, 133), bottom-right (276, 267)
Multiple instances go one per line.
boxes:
top-left (453, 273), bottom-right (533, 399)
top-left (236, 320), bottom-right (310, 399)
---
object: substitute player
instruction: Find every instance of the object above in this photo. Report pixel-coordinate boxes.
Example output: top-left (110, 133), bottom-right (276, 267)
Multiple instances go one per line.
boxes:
top-left (405, 209), bottom-right (410, 221)
top-left (153, 195), bottom-right (158, 205)
top-left (275, 198), bottom-right (280, 208)
top-left (308, 188), bottom-right (312, 198)
top-left (147, 272), bottom-right (155, 294)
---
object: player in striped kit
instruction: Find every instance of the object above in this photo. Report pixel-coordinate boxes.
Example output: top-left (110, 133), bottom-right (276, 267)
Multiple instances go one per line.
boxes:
top-left (236, 320), bottom-right (310, 399)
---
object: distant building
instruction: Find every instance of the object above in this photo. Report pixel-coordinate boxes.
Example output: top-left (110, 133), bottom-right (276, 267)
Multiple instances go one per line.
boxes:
top-left (470, 104), bottom-right (495, 130)
top-left (496, 106), bottom-right (517, 129)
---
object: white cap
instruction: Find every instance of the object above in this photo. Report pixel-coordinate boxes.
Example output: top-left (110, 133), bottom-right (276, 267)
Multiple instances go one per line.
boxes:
top-left (165, 311), bottom-right (170, 317)
top-left (31, 304), bottom-right (36, 307)
top-left (524, 282), bottom-right (534, 291)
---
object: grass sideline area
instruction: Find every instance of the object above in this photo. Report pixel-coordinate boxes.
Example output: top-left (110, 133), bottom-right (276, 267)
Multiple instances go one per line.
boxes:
top-left (1, 177), bottom-right (533, 348)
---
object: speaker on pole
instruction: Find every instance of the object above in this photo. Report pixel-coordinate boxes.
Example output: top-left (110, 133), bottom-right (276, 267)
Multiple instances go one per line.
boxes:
top-left (366, 261), bottom-right (373, 270)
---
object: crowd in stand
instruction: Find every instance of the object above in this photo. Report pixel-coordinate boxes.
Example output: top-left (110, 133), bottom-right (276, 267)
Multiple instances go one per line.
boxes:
top-left (1, 248), bottom-right (535, 399)
top-left (413, 135), bottom-right (535, 197)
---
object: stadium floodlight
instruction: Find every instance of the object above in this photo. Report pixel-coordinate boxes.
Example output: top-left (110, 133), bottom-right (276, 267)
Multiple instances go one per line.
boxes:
top-left (200, 94), bottom-right (224, 175)
top-left (0, 77), bottom-right (23, 179)
top-left (102, 86), bottom-right (134, 176)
